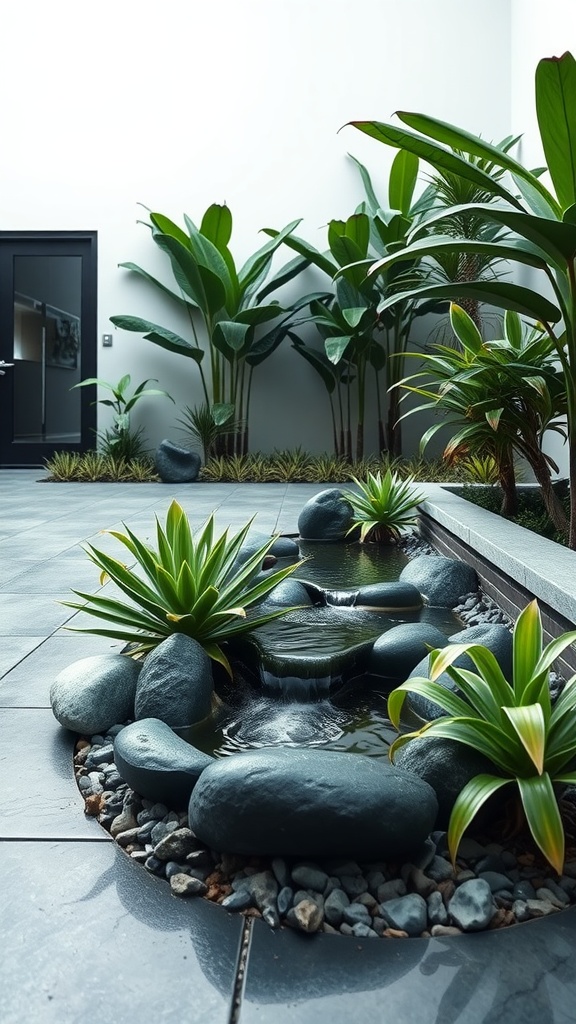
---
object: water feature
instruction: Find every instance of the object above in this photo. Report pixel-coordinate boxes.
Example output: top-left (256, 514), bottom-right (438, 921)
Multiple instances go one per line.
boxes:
top-left (182, 539), bottom-right (462, 758)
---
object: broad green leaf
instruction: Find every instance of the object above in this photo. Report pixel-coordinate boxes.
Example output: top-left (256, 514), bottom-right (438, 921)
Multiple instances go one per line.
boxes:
top-left (513, 599), bottom-right (543, 694)
top-left (239, 219), bottom-right (302, 292)
top-left (346, 120), bottom-right (525, 208)
top-left (118, 262), bottom-right (190, 307)
top-left (389, 150), bottom-right (419, 215)
top-left (536, 53), bottom-right (576, 212)
top-left (149, 212), bottom-right (191, 249)
top-left (344, 213), bottom-right (370, 256)
top-left (377, 281), bottom-right (562, 327)
top-left (212, 403), bottom-right (235, 426)
top-left (450, 303), bottom-right (483, 354)
top-left (413, 717), bottom-right (520, 774)
top-left (503, 704), bottom-right (546, 774)
top-left (325, 335), bottom-right (352, 364)
top-left (261, 228), bottom-right (337, 278)
top-left (342, 307), bottom-right (368, 329)
top-left (152, 233), bottom-right (210, 311)
top-left (534, 629), bottom-right (576, 676)
top-left (348, 153), bottom-right (382, 214)
top-left (184, 215), bottom-right (236, 312)
top-left (485, 408), bottom-right (504, 430)
top-left (256, 255), bottom-right (310, 302)
top-left (394, 110), bottom-right (561, 217)
top-left (387, 676), bottom-right (481, 730)
top-left (200, 203), bottom-right (233, 250)
top-left (366, 234), bottom-right (552, 281)
top-left (212, 321), bottom-right (251, 356)
top-left (143, 331), bottom-right (204, 363)
top-left (448, 774), bottom-right (512, 865)
top-left (235, 304), bottom-right (285, 326)
top-left (518, 773), bottom-right (565, 874)
top-left (504, 310), bottom-right (523, 349)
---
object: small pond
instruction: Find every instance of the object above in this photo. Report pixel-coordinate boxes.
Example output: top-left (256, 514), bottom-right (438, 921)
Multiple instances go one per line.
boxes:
top-left (182, 540), bottom-right (462, 759)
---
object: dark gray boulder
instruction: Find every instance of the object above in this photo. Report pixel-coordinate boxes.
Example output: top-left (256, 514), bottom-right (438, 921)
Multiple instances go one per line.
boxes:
top-left (297, 489), bottom-right (357, 542)
top-left (50, 654), bottom-right (141, 734)
top-left (448, 878), bottom-right (495, 931)
top-left (135, 634), bottom-right (213, 728)
top-left (399, 555), bottom-right (478, 607)
top-left (393, 737), bottom-right (502, 828)
top-left (188, 746), bottom-right (438, 859)
top-left (155, 440), bottom-right (201, 483)
top-left (114, 718), bottom-right (213, 804)
top-left (369, 622), bottom-right (448, 686)
top-left (261, 578), bottom-right (313, 608)
top-left (406, 623), bottom-right (514, 721)
top-left (355, 582), bottom-right (423, 611)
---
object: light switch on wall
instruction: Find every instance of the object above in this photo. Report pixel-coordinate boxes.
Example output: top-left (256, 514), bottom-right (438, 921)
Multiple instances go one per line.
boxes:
top-left (102, 334), bottom-right (113, 347)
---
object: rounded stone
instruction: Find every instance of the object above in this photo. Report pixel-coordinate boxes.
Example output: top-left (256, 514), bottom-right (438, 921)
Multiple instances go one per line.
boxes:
top-left (155, 440), bottom-right (201, 483)
top-left (297, 489), bottom-right (357, 542)
top-left (50, 654), bottom-right (141, 734)
top-left (188, 747), bottom-right (438, 860)
top-left (448, 878), bottom-right (495, 931)
top-left (369, 622), bottom-right (447, 685)
top-left (354, 582), bottom-right (423, 611)
top-left (262, 578), bottom-right (313, 608)
top-left (114, 718), bottom-right (213, 805)
top-left (135, 634), bottom-right (213, 728)
top-left (399, 555), bottom-right (478, 608)
top-left (406, 623), bottom-right (514, 721)
top-left (393, 737), bottom-right (503, 828)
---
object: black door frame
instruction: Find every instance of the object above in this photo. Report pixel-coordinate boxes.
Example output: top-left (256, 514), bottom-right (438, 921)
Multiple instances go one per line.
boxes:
top-left (0, 231), bottom-right (98, 467)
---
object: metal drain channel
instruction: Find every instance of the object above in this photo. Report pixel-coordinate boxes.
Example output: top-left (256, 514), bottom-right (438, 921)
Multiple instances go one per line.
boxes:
top-left (229, 917), bottom-right (253, 1024)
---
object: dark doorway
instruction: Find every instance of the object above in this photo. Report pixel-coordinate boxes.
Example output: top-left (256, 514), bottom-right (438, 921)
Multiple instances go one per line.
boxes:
top-left (0, 232), bottom-right (97, 467)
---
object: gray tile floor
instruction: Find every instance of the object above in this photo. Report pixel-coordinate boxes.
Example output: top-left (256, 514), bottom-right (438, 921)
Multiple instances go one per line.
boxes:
top-left (2, 470), bottom-right (576, 1024)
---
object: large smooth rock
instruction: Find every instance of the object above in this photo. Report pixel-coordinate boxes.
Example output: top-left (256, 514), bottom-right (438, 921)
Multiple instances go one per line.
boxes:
top-left (393, 737), bottom-right (502, 828)
top-left (261, 578), bottom-right (313, 608)
top-left (50, 654), bottom-right (141, 734)
top-left (406, 623), bottom-right (514, 721)
top-left (400, 555), bottom-right (478, 608)
top-left (114, 718), bottom-right (213, 804)
top-left (354, 582), bottom-right (423, 611)
top-left (369, 622), bottom-right (448, 686)
top-left (297, 489), bottom-right (357, 542)
top-left (135, 634), bottom-right (213, 728)
top-left (188, 747), bottom-right (438, 859)
top-left (155, 440), bottom-right (201, 483)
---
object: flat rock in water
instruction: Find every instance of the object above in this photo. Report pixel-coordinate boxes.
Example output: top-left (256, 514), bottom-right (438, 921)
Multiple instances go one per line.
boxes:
top-left (114, 717), bottom-right (213, 804)
top-left (400, 555), bottom-right (478, 608)
top-left (369, 622), bottom-right (447, 686)
top-left (354, 582), bottom-right (423, 611)
top-left (50, 654), bottom-right (141, 734)
top-left (297, 489), bottom-right (357, 542)
top-left (189, 747), bottom-right (438, 860)
top-left (135, 634), bottom-right (213, 728)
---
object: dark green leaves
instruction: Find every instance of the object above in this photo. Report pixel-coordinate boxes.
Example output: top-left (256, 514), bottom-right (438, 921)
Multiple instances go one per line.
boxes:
top-left (536, 52), bottom-right (576, 212)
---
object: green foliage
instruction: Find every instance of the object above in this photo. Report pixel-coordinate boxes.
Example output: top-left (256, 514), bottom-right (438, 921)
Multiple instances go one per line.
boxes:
top-left (344, 468), bottom-right (424, 542)
top-left (176, 403), bottom-right (236, 462)
top-left (388, 600), bottom-right (576, 874)
top-left (398, 304), bottom-right (567, 531)
top-left (73, 374), bottom-right (173, 463)
top-left (459, 455), bottom-right (504, 485)
top-left (63, 501), bottom-right (305, 674)
top-left (111, 204), bottom-right (319, 455)
top-left (43, 452), bottom-right (158, 483)
top-left (460, 485), bottom-right (570, 545)
top-left (348, 50), bottom-right (576, 546)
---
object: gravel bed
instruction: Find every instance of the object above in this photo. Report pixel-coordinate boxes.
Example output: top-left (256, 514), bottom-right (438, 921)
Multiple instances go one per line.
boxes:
top-left (75, 732), bottom-right (576, 937)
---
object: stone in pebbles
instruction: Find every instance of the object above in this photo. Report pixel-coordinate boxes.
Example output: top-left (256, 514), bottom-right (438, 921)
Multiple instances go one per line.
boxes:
top-left (287, 899), bottom-right (323, 933)
top-left (448, 879), bottom-right (495, 931)
top-left (324, 889), bottom-right (350, 927)
top-left (153, 827), bottom-right (199, 861)
top-left (379, 893), bottom-right (428, 937)
top-left (291, 864), bottom-right (329, 893)
top-left (170, 873), bottom-right (207, 897)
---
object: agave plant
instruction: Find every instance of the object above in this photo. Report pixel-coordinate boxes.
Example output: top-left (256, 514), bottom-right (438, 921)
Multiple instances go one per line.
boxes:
top-left (64, 500), bottom-right (305, 674)
top-left (388, 600), bottom-right (576, 874)
top-left (345, 468), bottom-right (424, 543)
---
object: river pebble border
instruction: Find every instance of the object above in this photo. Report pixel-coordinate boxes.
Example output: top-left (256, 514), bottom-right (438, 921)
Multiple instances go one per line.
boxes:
top-left (71, 534), bottom-right (575, 938)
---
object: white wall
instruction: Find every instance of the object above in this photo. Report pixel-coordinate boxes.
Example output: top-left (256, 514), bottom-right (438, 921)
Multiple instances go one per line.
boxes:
top-left (1, 0), bottom-right (512, 455)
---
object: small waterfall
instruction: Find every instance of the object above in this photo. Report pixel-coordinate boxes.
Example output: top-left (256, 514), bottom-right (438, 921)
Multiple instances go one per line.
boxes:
top-left (323, 588), bottom-right (359, 607)
top-left (261, 668), bottom-right (333, 700)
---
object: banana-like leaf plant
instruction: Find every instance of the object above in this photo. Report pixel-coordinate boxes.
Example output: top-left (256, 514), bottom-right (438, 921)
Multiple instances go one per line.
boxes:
top-left (388, 600), bottom-right (576, 874)
top-left (111, 204), bottom-right (320, 455)
top-left (347, 50), bottom-right (576, 546)
top-left (63, 500), bottom-right (305, 675)
top-left (397, 304), bottom-right (567, 528)
top-left (265, 153), bottom-right (445, 459)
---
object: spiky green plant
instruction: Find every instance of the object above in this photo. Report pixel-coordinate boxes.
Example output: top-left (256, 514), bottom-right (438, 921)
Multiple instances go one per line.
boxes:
top-left (63, 500), bottom-right (305, 674)
top-left (388, 600), bottom-right (576, 874)
top-left (43, 451), bottom-right (82, 481)
top-left (345, 468), bottom-right (424, 542)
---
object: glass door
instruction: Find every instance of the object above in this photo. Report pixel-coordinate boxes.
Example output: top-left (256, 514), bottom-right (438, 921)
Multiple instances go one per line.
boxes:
top-left (0, 233), bottom-right (97, 466)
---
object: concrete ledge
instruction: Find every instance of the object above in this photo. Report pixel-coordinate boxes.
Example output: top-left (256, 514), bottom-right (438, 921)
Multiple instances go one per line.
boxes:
top-left (418, 484), bottom-right (576, 675)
